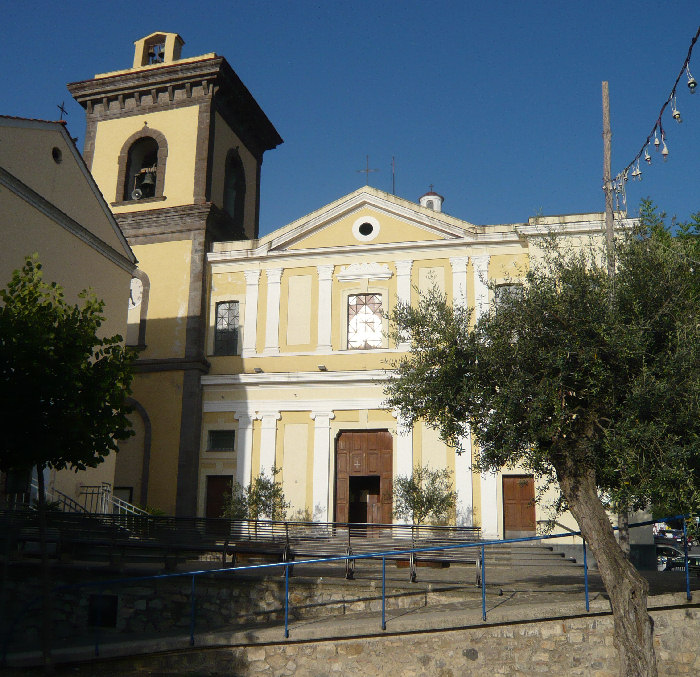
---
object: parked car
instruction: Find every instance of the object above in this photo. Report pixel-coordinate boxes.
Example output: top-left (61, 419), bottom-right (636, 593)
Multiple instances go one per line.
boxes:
top-left (667, 553), bottom-right (700, 576)
top-left (657, 544), bottom-right (685, 571)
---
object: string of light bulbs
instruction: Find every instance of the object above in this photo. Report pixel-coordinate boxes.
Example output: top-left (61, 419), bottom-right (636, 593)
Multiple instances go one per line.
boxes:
top-left (611, 25), bottom-right (700, 210)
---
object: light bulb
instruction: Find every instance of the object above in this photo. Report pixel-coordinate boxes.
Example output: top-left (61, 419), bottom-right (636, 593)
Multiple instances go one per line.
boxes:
top-left (672, 102), bottom-right (682, 123)
top-left (661, 140), bottom-right (669, 161)
top-left (644, 149), bottom-right (652, 165)
top-left (654, 133), bottom-right (660, 149)
top-left (687, 67), bottom-right (698, 94)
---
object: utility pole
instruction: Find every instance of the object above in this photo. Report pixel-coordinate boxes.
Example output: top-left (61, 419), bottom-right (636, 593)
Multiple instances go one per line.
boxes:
top-left (602, 81), bottom-right (615, 278)
top-left (603, 80), bottom-right (630, 558)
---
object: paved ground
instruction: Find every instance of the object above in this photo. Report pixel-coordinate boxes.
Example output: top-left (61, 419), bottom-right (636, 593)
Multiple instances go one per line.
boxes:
top-left (4, 554), bottom-right (699, 673)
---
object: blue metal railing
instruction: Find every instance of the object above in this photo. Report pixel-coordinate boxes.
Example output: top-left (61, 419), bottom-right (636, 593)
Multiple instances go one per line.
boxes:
top-left (1, 514), bottom-right (695, 664)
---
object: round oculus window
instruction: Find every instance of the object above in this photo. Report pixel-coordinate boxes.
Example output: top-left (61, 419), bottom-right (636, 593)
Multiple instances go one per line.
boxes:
top-left (51, 147), bottom-right (63, 164)
top-left (352, 215), bottom-right (380, 242)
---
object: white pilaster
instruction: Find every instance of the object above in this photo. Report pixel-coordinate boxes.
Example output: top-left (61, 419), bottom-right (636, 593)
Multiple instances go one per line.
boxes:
top-left (311, 411), bottom-right (335, 522)
top-left (316, 265), bottom-right (333, 353)
top-left (393, 412), bottom-right (414, 479)
top-left (472, 254), bottom-right (497, 536)
top-left (455, 428), bottom-right (474, 526)
top-left (472, 254), bottom-right (491, 320)
top-left (257, 411), bottom-right (281, 476)
top-left (395, 260), bottom-right (413, 351)
top-left (481, 470), bottom-right (499, 539)
top-left (234, 412), bottom-right (255, 487)
top-left (242, 270), bottom-right (260, 358)
top-left (263, 267), bottom-right (283, 356)
top-left (449, 256), bottom-right (469, 309)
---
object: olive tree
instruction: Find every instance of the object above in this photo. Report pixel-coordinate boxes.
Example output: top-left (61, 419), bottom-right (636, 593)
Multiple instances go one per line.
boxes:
top-left (393, 465), bottom-right (457, 526)
top-left (385, 208), bottom-right (699, 677)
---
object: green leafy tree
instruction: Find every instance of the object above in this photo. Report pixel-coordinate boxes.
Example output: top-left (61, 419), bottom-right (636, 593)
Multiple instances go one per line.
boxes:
top-left (0, 255), bottom-right (134, 669)
top-left (393, 465), bottom-right (457, 526)
top-left (385, 208), bottom-right (699, 677)
top-left (222, 466), bottom-right (290, 521)
top-left (0, 255), bottom-right (134, 481)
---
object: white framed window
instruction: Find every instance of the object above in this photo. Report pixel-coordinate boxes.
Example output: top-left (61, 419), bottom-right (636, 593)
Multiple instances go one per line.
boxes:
top-left (207, 429), bottom-right (236, 452)
top-left (347, 293), bottom-right (384, 349)
top-left (214, 301), bottom-right (240, 356)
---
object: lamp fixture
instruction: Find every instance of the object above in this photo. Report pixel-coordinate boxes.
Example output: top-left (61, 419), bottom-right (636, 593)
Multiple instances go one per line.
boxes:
top-left (644, 148), bottom-right (652, 165)
top-left (661, 139), bottom-right (669, 161)
top-left (687, 66), bottom-right (698, 94)
top-left (672, 97), bottom-right (682, 123)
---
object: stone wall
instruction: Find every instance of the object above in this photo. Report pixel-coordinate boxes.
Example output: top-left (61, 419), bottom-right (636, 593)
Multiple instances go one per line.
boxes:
top-left (90, 604), bottom-right (700, 676)
top-left (1, 568), bottom-right (462, 652)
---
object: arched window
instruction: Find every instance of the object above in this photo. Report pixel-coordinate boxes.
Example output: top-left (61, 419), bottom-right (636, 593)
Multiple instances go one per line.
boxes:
top-left (223, 149), bottom-right (246, 229)
top-left (124, 137), bottom-right (158, 201)
top-left (115, 128), bottom-right (168, 204)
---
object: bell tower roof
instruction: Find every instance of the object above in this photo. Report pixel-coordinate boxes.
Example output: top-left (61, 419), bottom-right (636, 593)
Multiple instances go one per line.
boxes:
top-left (132, 32), bottom-right (185, 68)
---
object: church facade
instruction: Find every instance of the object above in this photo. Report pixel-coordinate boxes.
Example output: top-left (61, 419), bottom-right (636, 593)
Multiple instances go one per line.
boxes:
top-left (68, 33), bottom-right (617, 539)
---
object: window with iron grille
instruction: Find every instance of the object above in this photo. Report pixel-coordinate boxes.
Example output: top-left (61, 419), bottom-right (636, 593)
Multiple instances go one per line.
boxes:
top-left (208, 430), bottom-right (236, 451)
top-left (347, 293), bottom-right (383, 349)
top-left (494, 283), bottom-right (523, 306)
top-left (214, 301), bottom-right (239, 355)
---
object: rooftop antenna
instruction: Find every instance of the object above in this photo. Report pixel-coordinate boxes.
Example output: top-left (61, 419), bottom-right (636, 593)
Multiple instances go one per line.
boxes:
top-left (357, 155), bottom-right (378, 185)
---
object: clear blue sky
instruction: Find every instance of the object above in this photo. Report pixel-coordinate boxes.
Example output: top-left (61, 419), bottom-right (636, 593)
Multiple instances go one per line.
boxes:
top-left (4, 2), bottom-right (700, 236)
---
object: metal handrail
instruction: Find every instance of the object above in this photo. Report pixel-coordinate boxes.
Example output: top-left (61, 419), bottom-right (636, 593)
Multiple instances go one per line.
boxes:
top-left (1, 513), bottom-right (692, 662)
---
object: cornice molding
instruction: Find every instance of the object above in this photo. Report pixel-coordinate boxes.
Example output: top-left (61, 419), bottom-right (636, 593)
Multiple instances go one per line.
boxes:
top-left (204, 397), bottom-right (387, 414)
top-left (336, 261), bottom-right (393, 282)
top-left (202, 369), bottom-right (390, 387)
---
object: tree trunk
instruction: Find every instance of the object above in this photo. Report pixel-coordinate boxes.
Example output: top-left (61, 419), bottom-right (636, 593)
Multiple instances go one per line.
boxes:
top-left (618, 509), bottom-right (630, 559)
top-left (558, 468), bottom-right (657, 677)
top-left (36, 465), bottom-right (54, 674)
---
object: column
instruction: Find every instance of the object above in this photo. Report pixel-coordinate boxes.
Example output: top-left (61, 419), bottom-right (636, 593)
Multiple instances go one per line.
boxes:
top-left (472, 254), bottom-right (498, 536)
top-left (242, 270), bottom-right (260, 358)
top-left (316, 265), bottom-right (333, 352)
top-left (480, 470), bottom-right (499, 538)
top-left (454, 428), bottom-right (474, 526)
top-left (234, 412), bottom-right (255, 487)
top-left (393, 411), bottom-right (414, 479)
top-left (258, 411), bottom-right (281, 475)
top-left (395, 260), bottom-right (413, 351)
top-left (311, 411), bottom-right (335, 522)
top-left (263, 267), bottom-right (283, 356)
top-left (449, 256), bottom-right (468, 308)
top-left (471, 254), bottom-right (490, 319)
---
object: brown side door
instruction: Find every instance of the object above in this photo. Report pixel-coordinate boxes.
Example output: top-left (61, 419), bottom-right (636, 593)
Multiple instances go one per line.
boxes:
top-left (503, 475), bottom-right (536, 539)
top-left (335, 430), bottom-right (393, 524)
top-left (205, 475), bottom-right (233, 519)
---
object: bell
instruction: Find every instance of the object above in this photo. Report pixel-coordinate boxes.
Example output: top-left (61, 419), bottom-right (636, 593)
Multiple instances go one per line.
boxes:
top-left (141, 172), bottom-right (155, 186)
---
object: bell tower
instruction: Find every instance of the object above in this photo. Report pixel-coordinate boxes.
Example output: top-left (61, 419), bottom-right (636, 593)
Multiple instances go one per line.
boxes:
top-left (67, 33), bottom-right (282, 516)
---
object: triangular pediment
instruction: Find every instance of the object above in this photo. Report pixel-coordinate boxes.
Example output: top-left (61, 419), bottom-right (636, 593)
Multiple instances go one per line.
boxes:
top-left (262, 187), bottom-right (475, 253)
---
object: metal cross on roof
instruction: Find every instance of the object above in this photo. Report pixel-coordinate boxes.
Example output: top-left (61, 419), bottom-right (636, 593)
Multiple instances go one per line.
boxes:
top-left (57, 102), bottom-right (68, 121)
top-left (357, 155), bottom-right (378, 185)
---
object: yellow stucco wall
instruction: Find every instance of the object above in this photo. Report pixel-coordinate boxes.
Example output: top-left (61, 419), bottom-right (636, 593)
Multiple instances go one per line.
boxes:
top-left (0, 128), bottom-right (127, 254)
top-left (130, 371), bottom-right (185, 514)
top-left (288, 208), bottom-right (445, 250)
top-left (90, 106), bottom-right (200, 209)
top-left (131, 240), bottom-right (193, 359)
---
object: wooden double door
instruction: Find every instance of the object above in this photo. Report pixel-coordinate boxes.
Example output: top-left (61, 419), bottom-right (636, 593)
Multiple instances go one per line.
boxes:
top-left (335, 431), bottom-right (393, 525)
top-left (503, 475), bottom-right (536, 538)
